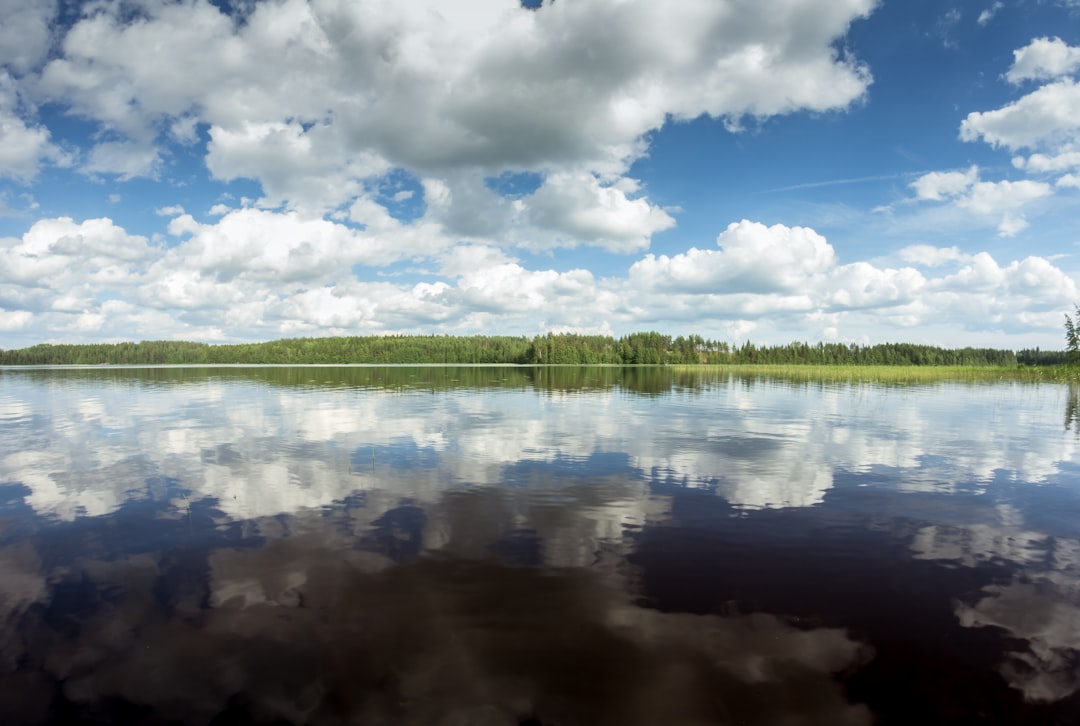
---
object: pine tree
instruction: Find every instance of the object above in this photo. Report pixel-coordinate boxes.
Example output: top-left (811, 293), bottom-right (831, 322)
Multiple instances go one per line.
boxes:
top-left (1066, 305), bottom-right (1080, 363)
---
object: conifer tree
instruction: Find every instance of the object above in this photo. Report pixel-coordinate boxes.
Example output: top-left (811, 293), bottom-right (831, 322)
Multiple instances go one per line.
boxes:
top-left (1066, 305), bottom-right (1080, 363)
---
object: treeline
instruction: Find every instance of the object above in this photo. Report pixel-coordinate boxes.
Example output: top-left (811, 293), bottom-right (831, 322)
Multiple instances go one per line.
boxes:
top-left (0, 333), bottom-right (1066, 367)
top-left (0, 336), bottom-right (534, 366)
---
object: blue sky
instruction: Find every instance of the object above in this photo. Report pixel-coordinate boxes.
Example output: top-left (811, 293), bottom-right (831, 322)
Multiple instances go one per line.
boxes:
top-left (2, 0), bottom-right (1080, 349)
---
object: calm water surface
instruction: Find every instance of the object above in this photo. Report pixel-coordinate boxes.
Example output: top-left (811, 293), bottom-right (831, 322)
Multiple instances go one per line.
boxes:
top-left (1, 366), bottom-right (1079, 725)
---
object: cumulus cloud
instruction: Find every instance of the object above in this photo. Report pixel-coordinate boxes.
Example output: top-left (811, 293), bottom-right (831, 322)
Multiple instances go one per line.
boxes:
top-left (0, 1), bottom-right (890, 345)
top-left (1006, 37), bottom-right (1080, 84)
top-left (436, 245), bottom-right (516, 277)
top-left (630, 220), bottom-right (836, 295)
top-left (206, 121), bottom-right (390, 213)
top-left (3, 0), bottom-right (1079, 354)
top-left (915, 253), bottom-right (1078, 341)
top-left (2, 210), bottom-right (1076, 347)
top-left (82, 140), bottom-right (161, 180)
top-left (391, 170), bottom-right (676, 253)
top-left (0, 0), bottom-right (56, 75)
top-left (899, 245), bottom-right (971, 267)
top-left (907, 167), bottom-right (1052, 236)
top-left (618, 220), bottom-right (1070, 338)
top-left (960, 79), bottom-right (1080, 151)
top-left (1, 217), bottom-right (154, 289)
top-left (963, 180), bottom-right (1052, 232)
top-left (899, 36), bottom-right (1080, 242)
top-left (518, 173), bottom-right (676, 252)
top-left (156, 209), bottom-right (376, 280)
top-left (8, 2), bottom-right (1080, 349)
top-left (36, 0), bottom-right (242, 139)
top-left (21, 0), bottom-right (876, 250)
top-left (910, 166), bottom-right (979, 201)
top-left (960, 36), bottom-right (1080, 215)
top-left (0, 72), bottom-right (68, 181)
top-left (0, 309), bottom-right (32, 331)
top-left (828, 263), bottom-right (924, 310)
top-left (0, 111), bottom-right (57, 181)
top-left (1013, 149), bottom-right (1080, 173)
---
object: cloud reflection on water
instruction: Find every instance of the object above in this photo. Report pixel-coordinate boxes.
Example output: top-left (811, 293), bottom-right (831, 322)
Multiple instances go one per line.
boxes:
top-left (3, 371), bottom-right (1078, 523)
top-left (1, 512), bottom-right (873, 725)
top-left (2, 368), bottom-right (1080, 720)
top-left (912, 504), bottom-right (1080, 703)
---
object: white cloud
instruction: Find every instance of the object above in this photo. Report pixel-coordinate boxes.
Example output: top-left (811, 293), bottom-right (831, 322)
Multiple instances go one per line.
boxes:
top-left (83, 140), bottom-right (161, 180)
top-left (977, 2), bottom-right (1003, 26)
top-left (151, 207), bottom-right (405, 285)
top-left (899, 245), bottom-right (971, 267)
top-left (908, 38), bottom-right (1080, 242)
top-left (0, 72), bottom-right (68, 181)
top-left (1005, 256), bottom-right (1078, 300)
top-left (1, 217), bottom-right (154, 287)
top-left (436, 245), bottom-right (516, 277)
top-left (1006, 37), bottom-right (1080, 84)
top-left (0, 217), bottom-right (157, 335)
top-left (630, 220), bottom-right (836, 295)
top-left (1013, 148), bottom-right (1080, 173)
top-left (908, 168), bottom-right (1052, 237)
top-left (961, 180), bottom-right (1053, 235)
top-left (36, 0), bottom-right (243, 139)
top-left (414, 173), bottom-right (516, 240)
top-left (518, 172), bottom-right (676, 252)
top-left (0, 309), bottom-right (32, 330)
top-left (206, 120), bottom-right (390, 213)
top-left (930, 253), bottom-right (1077, 307)
top-left (0, 0), bottom-right (56, 74)
top-left (621, 221), bottom-right (1076, 338)
top-left (380, 170), bottom-right (676, 254)
top-left (984, 38), bottom-right (1080, 211)
top-left (910, 166), bottom-right (979, 201)
top-left (1, 208), bottom-right (1077, 348)
top-left (0, 110), bottom-right (56, 182)
top-left (30, 0), bottom-right (875, 222)
top-left (828, 262), bottom-right (925, 310)
top-left (996, 214), bottom-right (1030, 236)
top-left (960, 78), bottom-right (1080, 151)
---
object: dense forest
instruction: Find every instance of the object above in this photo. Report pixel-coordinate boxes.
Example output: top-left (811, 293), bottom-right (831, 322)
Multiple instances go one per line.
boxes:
top-left (0, 332), bottom-right (1067, 367)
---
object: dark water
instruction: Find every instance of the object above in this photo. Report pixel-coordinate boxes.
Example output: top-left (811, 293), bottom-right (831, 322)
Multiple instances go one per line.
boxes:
top-left (1, 366), bottom-right (1079, 725)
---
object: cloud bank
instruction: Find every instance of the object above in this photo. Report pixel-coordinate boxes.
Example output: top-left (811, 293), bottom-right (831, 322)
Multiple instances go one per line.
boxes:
top-left (0, 1), bottom-right (1077, 346)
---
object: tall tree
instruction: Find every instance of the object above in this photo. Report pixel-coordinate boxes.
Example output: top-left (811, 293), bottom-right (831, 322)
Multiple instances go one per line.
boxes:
top-left (1066, 305), bottom-right (1080, 363)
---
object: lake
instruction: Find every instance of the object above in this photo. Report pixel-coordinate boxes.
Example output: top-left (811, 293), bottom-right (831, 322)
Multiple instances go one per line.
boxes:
top-left (1, 366), bottom-right (1078, 725)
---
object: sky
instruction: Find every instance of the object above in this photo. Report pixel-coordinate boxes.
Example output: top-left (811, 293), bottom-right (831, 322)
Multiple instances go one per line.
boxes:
top-left (2, 0), bottom-right (1080, 349)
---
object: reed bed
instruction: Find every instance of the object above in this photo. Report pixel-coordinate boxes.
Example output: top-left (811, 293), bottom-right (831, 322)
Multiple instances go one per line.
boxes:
top-left (668, 364), bottom-right (1080, 384)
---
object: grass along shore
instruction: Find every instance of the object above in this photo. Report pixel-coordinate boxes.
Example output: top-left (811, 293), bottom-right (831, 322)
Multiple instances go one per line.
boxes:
top-left (670, 363), bottom-right (1080, 383)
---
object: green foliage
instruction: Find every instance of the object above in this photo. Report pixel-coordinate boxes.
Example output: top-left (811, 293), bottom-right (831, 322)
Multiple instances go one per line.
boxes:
top-left (1065, 305), bottom-right (1080, 363)
top-left (0, 332), bottom-right (1060, 368)
top-left (0, 335), bottom-right (533, 366)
